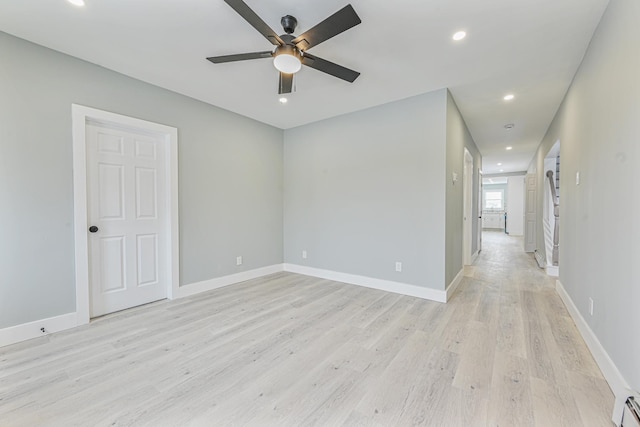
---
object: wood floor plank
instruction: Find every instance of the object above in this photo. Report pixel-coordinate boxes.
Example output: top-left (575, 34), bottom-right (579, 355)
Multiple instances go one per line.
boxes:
top-left (522, 290), bottom-right (557, 383)
top-left (496, 289), bottom-right (527, 358)
top-left (530, 376), bottom-right (584, 427)
top-left (451, 319), bottom-right (497, 399)
top-left (487, 351), bottom-right (535, 426)
top-left (567, 370), bottom-right (615, 427)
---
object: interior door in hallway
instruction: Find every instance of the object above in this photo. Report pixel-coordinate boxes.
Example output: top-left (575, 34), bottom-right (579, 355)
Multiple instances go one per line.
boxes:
top-left (86, 123), bottom-right (169, 317)
top-left (463, 149), bottom-right (473, 264)
top-left (524, 173), bottom-right (537, 252)
top-left (477, 170), bottom-right (483, 253)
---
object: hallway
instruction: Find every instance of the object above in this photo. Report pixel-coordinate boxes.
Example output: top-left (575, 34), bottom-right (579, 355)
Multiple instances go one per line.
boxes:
top-left (460, 230), bottom-right (614, 425)
top-left (0, 232), bottom-right (615, 426)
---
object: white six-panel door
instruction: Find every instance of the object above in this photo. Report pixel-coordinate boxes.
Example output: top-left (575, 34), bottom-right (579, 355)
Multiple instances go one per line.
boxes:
top-left (86, 123), bottom-right (168, 317)
top-left (524, 173), bottom-right (537, 252)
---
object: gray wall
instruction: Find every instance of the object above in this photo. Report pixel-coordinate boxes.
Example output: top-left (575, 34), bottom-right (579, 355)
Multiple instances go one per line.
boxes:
top-left (445, 91), bottom-right (482, 287)
top-left (528, 0), bottom-right (640, 391)
top-left (284, 90), bottom-right (448, 290)
top-left (0, 32), bottom-right (284, 329)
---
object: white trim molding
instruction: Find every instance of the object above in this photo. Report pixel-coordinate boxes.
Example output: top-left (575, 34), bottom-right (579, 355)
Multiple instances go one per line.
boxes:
top-left (177, 264), bottom-right (284, 298)
top-left (284, 264), bottom-right (447, 303)
top-left (546, 265), bottom-right (559, 277)
top-left (534, 249), bottom-right (546, 269)
top-left (446, 268), bottom-right (465, 301)
top-left (556, 280), bottom-right (632, 426)
top-left (471, 250), bottom-right (479, 264)
top-left (0, 313), bottom-right (77, 348)
top-left (71, 104), bottom-right (179, 324)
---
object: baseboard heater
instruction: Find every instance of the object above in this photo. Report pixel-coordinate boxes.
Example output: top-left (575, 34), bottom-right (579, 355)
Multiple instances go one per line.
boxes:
top-left (623, 397), bottom-right (640, 427)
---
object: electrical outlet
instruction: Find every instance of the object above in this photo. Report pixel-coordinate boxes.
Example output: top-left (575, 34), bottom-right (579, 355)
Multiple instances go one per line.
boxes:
top-left (236, 256), bottom-right (242, 266)
top-left (589, 297), bottom-right (594, 316)
top-left (302, 250), bottom-right (307, 259)
top-left (395, 262), bottom-right (402, 272)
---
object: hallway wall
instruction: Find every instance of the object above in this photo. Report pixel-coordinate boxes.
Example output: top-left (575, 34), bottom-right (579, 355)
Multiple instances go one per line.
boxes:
top-left (529, 0), bottom-right (639, 393)
top-left (445, 91), bottom-right (482, 284)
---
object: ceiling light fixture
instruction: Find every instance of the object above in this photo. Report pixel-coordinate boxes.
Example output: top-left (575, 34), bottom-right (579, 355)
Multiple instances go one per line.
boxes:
top-left (497, 163), bottom-right (502, 166)
top-left (504, 123), bottom-right (515, 129)
top-left (273, 45), bottom-right (302, 74)
top-left (279, 97), bottom-right (288, 104)
top-left (503, 94), bottom-right (515, 101)
top-left (500, 169), bottom-right (504, 172)
top-left (67, 0), bottom-right (85, 6)
top-left (506, 146), bottom-right (513, 150)
top-left (452, 31), bottom-right (466, 41)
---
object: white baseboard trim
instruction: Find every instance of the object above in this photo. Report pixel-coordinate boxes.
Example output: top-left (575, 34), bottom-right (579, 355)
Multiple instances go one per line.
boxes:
top-left (556, 280), bottom-right (632, 426)
top-left (0, 312), bottom-right (77, 348)
top-left (546, 265), bottom-right (559, 277)
top-left (534, 249), bottom-right (546, 268)
top-left (446, 269), bottom-right (465, 301)
top-left (177, 264), bottom-right (284, 298)
top-left (283, 264), bottom-right (447, 303)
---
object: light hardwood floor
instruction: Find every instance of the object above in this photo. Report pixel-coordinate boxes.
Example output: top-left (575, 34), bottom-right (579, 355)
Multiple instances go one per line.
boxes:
top-left (0, 232), bottom-right (614, 426)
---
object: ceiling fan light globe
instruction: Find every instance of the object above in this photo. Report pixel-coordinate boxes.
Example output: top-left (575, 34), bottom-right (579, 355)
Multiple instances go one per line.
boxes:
top-left (274, 54), bottom-right (302, 74)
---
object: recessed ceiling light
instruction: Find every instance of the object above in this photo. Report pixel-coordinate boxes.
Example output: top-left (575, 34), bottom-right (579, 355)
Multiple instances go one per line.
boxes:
top-left (67, 0), bottom-right (85, 6)
top-left (506, 146), bottom-right (513, 150)
top-left (279, 97), bottom-right (288, 104)
top-left (503, 94), bottom-right (515, 101)
top-left (452, 31), bottom-right (466, 41)
top-left (497, 163), bottom-right (502, 166)
top-left (504, 123), bottom-right (515, 129)
top-left (500, 169), bottom-right (504, 172)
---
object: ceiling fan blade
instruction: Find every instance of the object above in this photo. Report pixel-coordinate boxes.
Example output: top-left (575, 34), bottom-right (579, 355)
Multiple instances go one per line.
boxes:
top-left (301, 53), bottom-right (360, 83)
top-left (279, 72), bottom-right (293, 94)
top-left (292, 4), bottom-right (361, 51)
top-left (223, 0), bottom-right (283, 46)
top-left (207, 51), bottom-right (273, 63)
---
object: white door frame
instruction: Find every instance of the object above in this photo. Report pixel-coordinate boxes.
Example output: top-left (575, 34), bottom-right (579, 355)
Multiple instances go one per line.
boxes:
top-left (72, 104), bottom-right (179, 325)
top-left (477, 169), bottom-right (483, 254)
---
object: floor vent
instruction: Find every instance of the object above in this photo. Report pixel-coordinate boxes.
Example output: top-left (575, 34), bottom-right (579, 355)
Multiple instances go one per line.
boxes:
top-left (623, 397), bottom-right (640, 427)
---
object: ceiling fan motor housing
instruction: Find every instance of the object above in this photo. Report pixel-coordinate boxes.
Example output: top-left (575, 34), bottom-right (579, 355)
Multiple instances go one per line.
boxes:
top-left (281, 15), bottom-right (298, 34)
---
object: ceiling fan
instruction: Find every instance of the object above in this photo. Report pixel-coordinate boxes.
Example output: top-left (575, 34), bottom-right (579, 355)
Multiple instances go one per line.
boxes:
top-left (207, 0), bottom-right (362, 94)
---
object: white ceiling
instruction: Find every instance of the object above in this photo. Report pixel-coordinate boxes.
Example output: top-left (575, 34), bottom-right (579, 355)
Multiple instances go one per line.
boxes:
top-left (0, 0), bottom-right (609, 174)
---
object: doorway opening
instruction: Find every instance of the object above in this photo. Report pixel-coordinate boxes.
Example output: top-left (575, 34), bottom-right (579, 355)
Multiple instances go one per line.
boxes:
top-left (463, 149), bottom-right (474, 265)
top-left (543, 141), bottom-right (560, 276)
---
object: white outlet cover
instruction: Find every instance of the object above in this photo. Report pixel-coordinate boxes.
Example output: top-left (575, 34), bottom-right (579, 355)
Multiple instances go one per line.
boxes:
top-left (395, 262), bottom-right (402, 272)
top-left (302, 250), bottom-right (307, 259)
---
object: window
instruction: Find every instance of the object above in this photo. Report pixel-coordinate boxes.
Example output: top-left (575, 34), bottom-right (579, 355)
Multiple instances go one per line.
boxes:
top-left (484, 190), bottom-right (504, 210)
